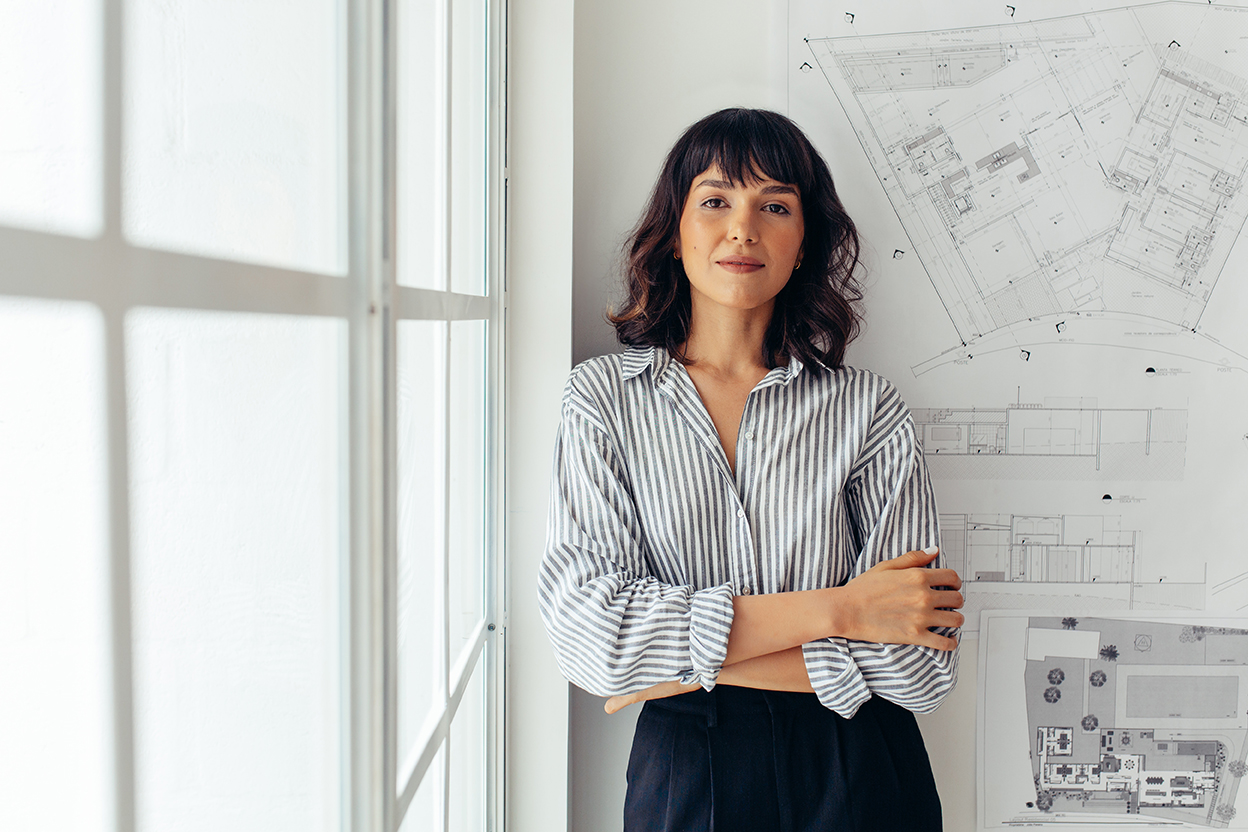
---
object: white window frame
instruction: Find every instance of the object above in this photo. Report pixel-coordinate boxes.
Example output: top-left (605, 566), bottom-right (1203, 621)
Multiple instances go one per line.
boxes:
top-left (0, 0), bottom-right (507, 829)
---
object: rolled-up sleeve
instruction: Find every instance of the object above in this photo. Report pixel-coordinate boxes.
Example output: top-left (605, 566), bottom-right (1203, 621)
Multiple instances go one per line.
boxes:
top-left (802, 382), bottom-right (959, 718)
top-left (537, 378), bottom-right (736, 697)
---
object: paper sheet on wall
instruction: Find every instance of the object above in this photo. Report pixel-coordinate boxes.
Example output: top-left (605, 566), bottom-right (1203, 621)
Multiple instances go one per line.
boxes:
top-left (980, 611), bottom-right (1248, 828)
top-left (787, 1), bottom-right (1248, 826)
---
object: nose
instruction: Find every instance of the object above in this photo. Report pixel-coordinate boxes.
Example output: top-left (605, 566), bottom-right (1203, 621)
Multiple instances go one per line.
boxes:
top-left (727, 205), bottom-right (758, 243)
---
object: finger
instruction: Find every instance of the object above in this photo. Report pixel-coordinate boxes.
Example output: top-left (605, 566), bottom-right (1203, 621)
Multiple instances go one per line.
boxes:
top-left (604, 696), bottom-right (628, 715)
top-left (877, 548), bottom-right (939, 570)
top-left (928, 609), bottom-right (965, 629)
top-left (930, 589), bottom-right (965, 609)
top-left (922, 568), bottom-right (962, 589)
top-left (920, 631), bottom-right (959, 651)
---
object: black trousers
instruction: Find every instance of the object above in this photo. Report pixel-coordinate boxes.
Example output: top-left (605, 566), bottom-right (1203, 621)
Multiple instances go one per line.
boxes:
top-left (623, 686), bottom-right (941, 832)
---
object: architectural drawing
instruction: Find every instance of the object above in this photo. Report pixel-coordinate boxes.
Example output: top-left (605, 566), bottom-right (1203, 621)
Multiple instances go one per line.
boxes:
top-left (806, 3), bottom-right (1248, 370)
top-left (1213, 571), bottom-right (1248, 612)
top-left (944, 514), bottom-right (1205, 632)
top-left (915, 398), bottom-right (1188, 480)
top-left (980, 614), bottom-right (1248, 828)
top-left (946, 513), bottom-right (1140, 584)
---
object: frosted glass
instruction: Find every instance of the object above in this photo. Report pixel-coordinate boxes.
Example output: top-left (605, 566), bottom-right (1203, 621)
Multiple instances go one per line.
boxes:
top-left (399, 747), bottom-right (443, 832)
top-left (396, 0), bottom-right (444, 290)
top-left (127, 309), bottom-right (343, 832)
top-left (449, 0), bottom-right (487, 295)
top-left (0, 298), bottom-right (110, 832)
top-left (448, 320), bottom-right (485, 665)
top-left (397, 320), bottom-right (447, 768)
top-left (448, 659), bottom-right (486, 832)
top-left (124, 0), bottom-right (344, 274)
top-left (0, 1), bottom-right (102, 236)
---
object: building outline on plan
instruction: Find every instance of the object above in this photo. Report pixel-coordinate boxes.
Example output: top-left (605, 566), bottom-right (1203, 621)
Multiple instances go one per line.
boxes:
top-left (805, 2), bottom-right (1248, 374)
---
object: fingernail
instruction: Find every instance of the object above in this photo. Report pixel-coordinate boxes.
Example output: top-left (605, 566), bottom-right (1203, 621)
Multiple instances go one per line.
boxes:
top-left (922, 546), bottom-right (939, 555)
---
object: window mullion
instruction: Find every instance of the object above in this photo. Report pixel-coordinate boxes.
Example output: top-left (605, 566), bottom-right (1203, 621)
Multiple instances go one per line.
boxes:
top-left (103, 0), bottom-right (122, 244)
top-left (346, 0), bottom-right (392, 830)
top-left (104, 305), bottom-right (137, 832)
top-left (382, 0), bottom-right (401, 829)
top-left (101, 0), bottom-right (136, 828)
top-left (441, 3), bottom-right (455, 830)
top-left (485, 1), bottom-right (506, 826)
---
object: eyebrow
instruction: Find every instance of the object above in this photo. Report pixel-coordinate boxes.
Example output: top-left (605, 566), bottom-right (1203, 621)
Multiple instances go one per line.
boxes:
top-left (694, 178), bottom-right (799, 198)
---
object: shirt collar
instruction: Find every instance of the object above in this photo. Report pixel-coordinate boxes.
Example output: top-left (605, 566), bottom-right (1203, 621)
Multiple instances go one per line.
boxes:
top-left (621, 346), bottom-right (808, 386)
top-left (620, 346), bottom-right (657, 380)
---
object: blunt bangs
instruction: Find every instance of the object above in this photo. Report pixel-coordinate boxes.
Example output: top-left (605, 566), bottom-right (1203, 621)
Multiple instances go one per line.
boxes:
top-left (672, 109), bottom-right (816, 201)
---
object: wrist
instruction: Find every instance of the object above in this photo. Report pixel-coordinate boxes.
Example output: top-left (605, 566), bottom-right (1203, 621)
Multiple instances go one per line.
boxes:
top-left (820, 586), bottom-right (849, 639)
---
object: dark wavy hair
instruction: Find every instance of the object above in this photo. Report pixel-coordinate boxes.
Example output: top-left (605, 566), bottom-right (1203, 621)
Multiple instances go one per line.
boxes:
top-left (609, 108), bottom-right (864, 369)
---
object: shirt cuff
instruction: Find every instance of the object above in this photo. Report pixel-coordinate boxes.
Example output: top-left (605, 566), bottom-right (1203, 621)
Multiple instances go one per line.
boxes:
top-left (679, 583), bottom-right (736, 689)
top-left (802, 638), bottom-right (870, 717)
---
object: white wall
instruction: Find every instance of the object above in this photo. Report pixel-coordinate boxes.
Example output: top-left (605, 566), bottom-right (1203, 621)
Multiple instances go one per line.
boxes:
top-left (569, 2), bottom-right (976, 829)
top-left (507, 1), bottom-right (575, 831)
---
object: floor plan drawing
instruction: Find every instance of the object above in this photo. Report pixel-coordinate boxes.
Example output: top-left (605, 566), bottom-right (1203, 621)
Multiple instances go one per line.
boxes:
top-left (805, 3), bottom-right (1248, 370)
top-left (945, 513), bottom-right (1206, 632)
top-left (914, 398), bottom-right (1188, 480)
top-left (980, 614), bottom-right (1248, 828)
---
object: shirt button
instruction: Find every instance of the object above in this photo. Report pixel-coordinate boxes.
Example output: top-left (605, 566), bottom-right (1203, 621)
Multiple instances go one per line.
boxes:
top-left (736, 508), bottom-right (745, 518)
top-left (741, 585), bottom-right (753, 595)
top-left (744, 431), bottom-right (754, 441)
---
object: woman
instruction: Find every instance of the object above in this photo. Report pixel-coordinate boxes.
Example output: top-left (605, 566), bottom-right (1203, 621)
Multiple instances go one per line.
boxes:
top-left (539, 108), bottom-right (963, 831)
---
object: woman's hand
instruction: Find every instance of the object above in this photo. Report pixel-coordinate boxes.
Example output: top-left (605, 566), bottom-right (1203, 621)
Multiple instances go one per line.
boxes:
top-left (832, 548), bottom-right (963, 651)
top-left (604, 680), bottom-right (699, 714)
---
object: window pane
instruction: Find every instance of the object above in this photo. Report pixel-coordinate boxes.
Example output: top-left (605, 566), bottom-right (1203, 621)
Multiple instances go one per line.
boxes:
top-left (449, 0), bottom-right (487, 296)
top-left (0, 1), bottom-right (101, 237)
top-left (0, 298), bottom-right (110, 831)
top-left (398, 320), bottom-right (447, 767)
top-left (124, 0), bottom-right (344, 274)
top-left (449, 658), bottom-right (486, 831)
top-left (399, 746), bottom-right (443, 832)
top-left (127, 309), bottom-right (343, 832)
top-left (396, 0), bottom-right (444, 290)
top-left (448, 320), bottom-right (485, 664)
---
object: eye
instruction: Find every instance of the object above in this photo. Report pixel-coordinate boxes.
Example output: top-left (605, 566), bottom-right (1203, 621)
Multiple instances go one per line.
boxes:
top-left (763, 203), bottom-right (792, 215)
top-left (701, 197), bottom-right (727, 209)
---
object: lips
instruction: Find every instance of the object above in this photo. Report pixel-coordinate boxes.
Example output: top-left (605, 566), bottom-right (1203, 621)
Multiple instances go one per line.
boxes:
top-left (717, 256), bottom-right (764, 273)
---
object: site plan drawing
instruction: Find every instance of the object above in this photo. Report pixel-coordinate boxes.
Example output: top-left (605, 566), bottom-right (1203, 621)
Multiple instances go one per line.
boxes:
top-left (981, 613), bottom-right (1248, 828)
top-left (804, 2), bottom-right (1248, 372)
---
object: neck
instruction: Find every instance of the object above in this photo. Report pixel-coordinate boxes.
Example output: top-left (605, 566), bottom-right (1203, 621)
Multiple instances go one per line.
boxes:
top-left (682, 295), bottom-right (775, 378)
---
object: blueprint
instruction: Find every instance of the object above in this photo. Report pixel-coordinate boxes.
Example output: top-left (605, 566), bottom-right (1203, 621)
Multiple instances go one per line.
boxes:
top-left (789, 5), bottom-right (1248, 828)
top-left (945, 512), bottom-right (1205, 633)
top-left (802, 2), bottom-right (1248, 373)
top-left (980, 613), bottom-right (1248, 828)
top-left (788, 0), bottom-right (1248, 633)
top-left (916, 397), bottom-right (1188, 480)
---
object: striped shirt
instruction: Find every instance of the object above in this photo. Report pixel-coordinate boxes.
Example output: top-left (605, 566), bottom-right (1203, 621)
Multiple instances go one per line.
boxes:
top-left (537, 346), bottom-right (958, 718)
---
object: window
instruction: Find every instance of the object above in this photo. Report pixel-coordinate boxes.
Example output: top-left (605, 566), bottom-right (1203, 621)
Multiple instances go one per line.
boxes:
top-left (0, 1), bottom-right (504, 830)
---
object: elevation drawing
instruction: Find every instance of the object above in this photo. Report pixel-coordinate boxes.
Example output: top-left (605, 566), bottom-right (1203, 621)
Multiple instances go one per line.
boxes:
top-left (944, 513), bottom-right (1205, 632)
top-left (914, 398), bottom-right (1188, 480)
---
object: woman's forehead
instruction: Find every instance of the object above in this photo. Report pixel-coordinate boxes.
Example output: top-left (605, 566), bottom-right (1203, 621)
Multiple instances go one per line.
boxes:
top-left (690, 164), bottom-right (800, 194)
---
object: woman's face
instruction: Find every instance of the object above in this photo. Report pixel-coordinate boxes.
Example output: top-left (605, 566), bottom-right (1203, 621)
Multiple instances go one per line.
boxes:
top-left (675, 164), bottom-right (805, 318)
